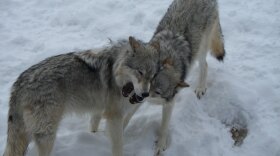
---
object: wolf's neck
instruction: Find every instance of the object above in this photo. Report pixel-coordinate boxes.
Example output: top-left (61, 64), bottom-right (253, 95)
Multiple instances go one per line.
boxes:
top-left (75, 48), bottom-right (120, 91)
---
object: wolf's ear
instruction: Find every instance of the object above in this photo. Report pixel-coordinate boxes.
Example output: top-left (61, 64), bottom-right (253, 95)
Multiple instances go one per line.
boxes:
top-left (129, 36), bottom-right (140, 52)
top-left (150, 41), bottom-right (160, 51)
top-left (177, 81), bottom-right (189, 88)
top-left (162, 58), bottom-right (173, 68)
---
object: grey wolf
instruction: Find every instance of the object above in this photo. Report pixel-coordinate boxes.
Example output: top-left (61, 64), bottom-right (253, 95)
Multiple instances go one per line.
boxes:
top-left (3, 36), bottom-right (160, 156)
top-left (154, 0), bottom-right (225, 99)
top-left (148, 0), bottom-right (226, 154)
top-left (89, 31), bottom-right (191, 156)
top-left (124, 0), bottom-right (226, 155)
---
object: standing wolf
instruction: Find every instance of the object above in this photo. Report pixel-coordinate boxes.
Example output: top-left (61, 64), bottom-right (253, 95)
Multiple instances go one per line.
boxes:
top-left (3, 37), bottom-right (160, 156)
top-left (154, 0), bottom-right (225, 98)
top-left (148, 0), bottom-right (226, 155)
top-left (119, 0), bottom-right (225, 155)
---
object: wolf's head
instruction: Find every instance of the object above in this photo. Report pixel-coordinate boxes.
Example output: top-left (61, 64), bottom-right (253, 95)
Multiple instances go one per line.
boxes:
top-left (114, 36), bottom-right (160, 101)
top-left (149, 30), bottom-right (191, 102)
top-left (150, 58), bottom-right (189, 102)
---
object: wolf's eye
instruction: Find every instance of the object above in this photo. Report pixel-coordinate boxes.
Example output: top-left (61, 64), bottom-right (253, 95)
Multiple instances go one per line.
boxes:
top-left (155, 91), bottom-right (161, 95)
top-left (138, 70), bottom-right (143, 76)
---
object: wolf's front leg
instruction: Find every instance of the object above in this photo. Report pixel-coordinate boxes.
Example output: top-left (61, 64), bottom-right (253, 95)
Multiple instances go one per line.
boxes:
top-left (123, 104), bottom-right (142, 130)
top-left (155, 101), bottom-right (174, 156)
top-left (107, 115), bottom-right (124, 156)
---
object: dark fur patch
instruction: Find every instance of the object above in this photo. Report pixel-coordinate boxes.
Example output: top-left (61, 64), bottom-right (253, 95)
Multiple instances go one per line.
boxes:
top-left (217, 55), bottom-right (224, 61)
top-left (106, 57), bottom-right (114, 89)
top-left (216, 50), bottom-right (225, 62)
top-left (8, 115), bottom-right (13, 122)
top-left (74, 56), bottom-right (97, 72)
top-left (129, 93), bottom-right (143, 104)
top-left (180, 57), bottom-right (187, 80)
top-left (216, 53), bottom-right (225, 62)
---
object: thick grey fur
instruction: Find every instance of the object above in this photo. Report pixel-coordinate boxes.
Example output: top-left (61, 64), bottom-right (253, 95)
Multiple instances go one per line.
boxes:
top-left (3, 38), bottom-right (159, 156)
top-left (146, 0), bottom-right (226, 155)
top-left (150, 30), bottom-right (191, 101)
top-left (154, 0), bottom-right (225, 60)
top-left (123, 1), bottom-right (226, 155)
top-left (151, 0), bottom-right (226, 100)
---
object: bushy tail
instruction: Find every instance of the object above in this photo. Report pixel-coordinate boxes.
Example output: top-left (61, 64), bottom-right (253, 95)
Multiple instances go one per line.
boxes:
top-left (210, 19), bottom-right (226, 61)
top-left (4, 94), bottom-right (29, 156)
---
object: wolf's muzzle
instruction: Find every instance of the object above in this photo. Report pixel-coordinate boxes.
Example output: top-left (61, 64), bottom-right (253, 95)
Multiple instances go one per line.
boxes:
top-left (129, 94), bottom-right (144, 104)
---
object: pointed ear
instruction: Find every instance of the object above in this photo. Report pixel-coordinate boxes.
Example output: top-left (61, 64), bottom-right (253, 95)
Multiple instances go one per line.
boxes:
top-left (129, 36), bottom-right (140, 51)
top-left (177, 81), bottom-right (189, 88)
top-left (150, 41), bottom-right (160, 51)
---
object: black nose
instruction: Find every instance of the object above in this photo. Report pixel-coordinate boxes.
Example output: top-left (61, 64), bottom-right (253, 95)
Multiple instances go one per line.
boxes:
top-left (136, 95), bottom-right (144, 102)
top-left (142, 92), bottom-right (149, 98)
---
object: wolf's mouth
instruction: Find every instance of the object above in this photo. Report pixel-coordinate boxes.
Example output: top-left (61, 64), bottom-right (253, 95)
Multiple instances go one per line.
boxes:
top-left (122, 82), bottom-right (144, 104)
top-left (129, 94), bottom-right (144, 104)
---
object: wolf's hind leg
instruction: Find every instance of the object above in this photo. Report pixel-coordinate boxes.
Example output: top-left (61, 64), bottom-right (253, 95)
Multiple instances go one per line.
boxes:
top-left (33, 133), bottom-right (56, 156)
top-left (31, 121), bottom-right (60, 156)
top-left (24, 100), bottom-right (63, 156)
top-left (90, 113), bottom-right (102, 133)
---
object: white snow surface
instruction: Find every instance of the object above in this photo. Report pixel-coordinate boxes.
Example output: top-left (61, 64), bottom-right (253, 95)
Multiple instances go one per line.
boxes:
top-left (0, 0), bottom-right (280, 156)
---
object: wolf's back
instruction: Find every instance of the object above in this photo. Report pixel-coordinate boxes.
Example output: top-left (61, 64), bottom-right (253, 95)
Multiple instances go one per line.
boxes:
top-left (154, 0), bottom-right (225, 61)
top-left (155, 0), bottom-right (218, 35)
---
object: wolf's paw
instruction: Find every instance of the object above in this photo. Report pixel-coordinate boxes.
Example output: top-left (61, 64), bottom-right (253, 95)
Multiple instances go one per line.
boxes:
top-left (154, 140), bottom-right (167, 156)
top-left (90, 124), bottom-right (99, 133)
top-left (91, 128), bottom-right (98, 133)
top-left (195, 87), bottom-right (207, 99)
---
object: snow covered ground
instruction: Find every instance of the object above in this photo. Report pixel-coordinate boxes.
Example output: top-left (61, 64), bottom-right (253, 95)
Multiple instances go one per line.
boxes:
top-left (0, 0), bottom-right (280, 155)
